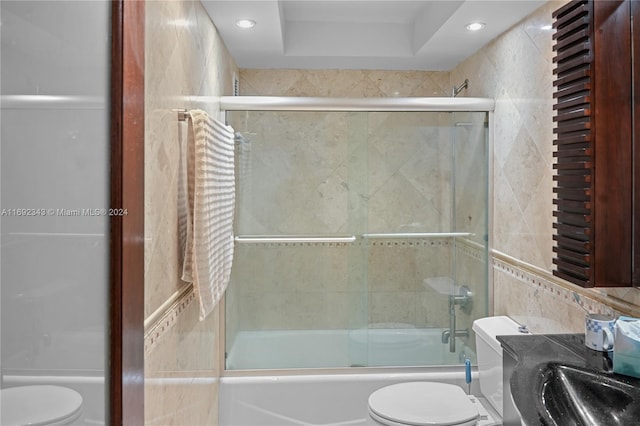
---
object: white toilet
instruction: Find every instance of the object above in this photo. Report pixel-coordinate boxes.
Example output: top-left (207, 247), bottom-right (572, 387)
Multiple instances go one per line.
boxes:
top-left (0, 385), bottom-right (83, 425)
top-left (368, 316), bottom-right (525, 426)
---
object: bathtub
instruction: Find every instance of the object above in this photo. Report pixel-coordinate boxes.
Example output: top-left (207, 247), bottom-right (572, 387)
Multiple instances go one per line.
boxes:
top-left (226, 327), bottom-right (475, 370)
top-left (220, 369), bottom-right (484, 426)
top-left (222, 328), bottom-right (480, 425)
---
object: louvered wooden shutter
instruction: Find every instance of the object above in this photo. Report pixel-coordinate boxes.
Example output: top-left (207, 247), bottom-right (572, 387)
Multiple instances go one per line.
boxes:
top-left (552, 0), bottom-right (594, 287)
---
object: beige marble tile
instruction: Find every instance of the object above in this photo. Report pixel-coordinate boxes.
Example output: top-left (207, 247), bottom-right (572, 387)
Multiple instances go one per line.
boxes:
top-left (145, 0), bottom-right (237, 424)
top-left (145, 296), bottom-right (220, 426)
top-left (239, 69), bottom-right (304, 95)
top-left (523, 166), bottom-right (554, 271)
top-left (493, 167), bottom-right (524, 252)
top-left (369, 291), bottom-right (417, 325)
top-left (502, 126), bottom-right (545, 215)
top-left (240, 69), bottom-right (451, 98)
top-left (492, 260), bottom-right (614, 334)
top-left (491, 96), bottom-right (522, 170)
top-left (326, 291), bottom-right (368, 329)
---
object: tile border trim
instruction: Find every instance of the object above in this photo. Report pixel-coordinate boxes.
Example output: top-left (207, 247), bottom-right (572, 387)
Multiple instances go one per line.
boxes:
top-left (491, 250), bottom-right (639, 317)
top-left (144, 285), bottom-right (196, 355)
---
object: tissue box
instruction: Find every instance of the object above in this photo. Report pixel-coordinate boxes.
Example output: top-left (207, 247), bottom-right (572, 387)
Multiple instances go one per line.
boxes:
top-left (613, 316), bottom-right (640, 379)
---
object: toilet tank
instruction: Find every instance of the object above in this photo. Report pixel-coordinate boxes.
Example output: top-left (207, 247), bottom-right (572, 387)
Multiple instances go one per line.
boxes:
top-left (472, 316), bottom-right (527, 417)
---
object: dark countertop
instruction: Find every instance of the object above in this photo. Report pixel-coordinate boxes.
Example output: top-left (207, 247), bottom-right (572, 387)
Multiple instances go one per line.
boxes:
top-left (497, 334), bottom-right (640, 426)
top-left (497, 333), bottom-right (616, 425)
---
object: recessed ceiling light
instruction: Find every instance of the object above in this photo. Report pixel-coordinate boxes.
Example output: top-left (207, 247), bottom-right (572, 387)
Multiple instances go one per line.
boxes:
top-left (236, 19), bottom-right (256, 29)
top-left (541, 24), bottom-right (553, 30)
top-left (466, 22), bottom-right (486, 31)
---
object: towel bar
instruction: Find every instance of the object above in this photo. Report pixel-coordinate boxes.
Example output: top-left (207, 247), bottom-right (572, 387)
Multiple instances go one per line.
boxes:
top-left (235, 236), bottom-right (357, 243)
top-left (174, 108), bottom-right (188, 121)
top-left (363, 232), bottom-right (473, 238)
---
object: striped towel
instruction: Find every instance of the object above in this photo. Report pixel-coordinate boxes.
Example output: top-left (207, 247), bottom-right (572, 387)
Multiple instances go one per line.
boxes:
top-left (181, 109), bottom-right (235, 321)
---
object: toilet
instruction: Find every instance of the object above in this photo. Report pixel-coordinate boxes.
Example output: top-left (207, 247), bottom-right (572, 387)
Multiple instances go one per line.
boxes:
top-left (1, 385), bottom-right (83, 425)
top-left (368, 316), bottom-right (526, 426)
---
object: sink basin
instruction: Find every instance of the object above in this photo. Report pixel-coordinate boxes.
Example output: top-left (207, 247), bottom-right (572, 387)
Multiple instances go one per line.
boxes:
top-left (535, 362), bottom-right (640, 426)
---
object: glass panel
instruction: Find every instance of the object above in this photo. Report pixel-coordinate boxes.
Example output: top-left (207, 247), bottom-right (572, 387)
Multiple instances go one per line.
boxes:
top-left (226, 111), bottom-right (369, 369)
top-left (1, 1), bottom-right (111, 423)
top-left (224, 108), bottom-right (489, 370)
top-left (365, 111), bottom-right (483, 366)
top-left (452, 111), bottom-right (489, 360)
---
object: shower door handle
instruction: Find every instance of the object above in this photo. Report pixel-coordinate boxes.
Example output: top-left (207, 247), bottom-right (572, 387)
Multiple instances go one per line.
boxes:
top-left (234, 236), bottom-right (357, 243)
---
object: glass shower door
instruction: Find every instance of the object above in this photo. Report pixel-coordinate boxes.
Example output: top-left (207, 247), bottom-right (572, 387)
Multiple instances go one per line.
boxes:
top-left (224, 107), bottom-right (489, 370)
top-left (225, 110), bottom-right (370, 370)
top-left (361, 111), bottom-right (488, 366)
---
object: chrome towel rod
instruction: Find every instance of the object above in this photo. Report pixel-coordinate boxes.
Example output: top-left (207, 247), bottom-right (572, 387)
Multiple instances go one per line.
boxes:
top-left (234, 233), bottom-right (474, 243)
top-left (363, 232), bottom-right (473, 238)
top-left (235, 236), bottom-right (357, 243)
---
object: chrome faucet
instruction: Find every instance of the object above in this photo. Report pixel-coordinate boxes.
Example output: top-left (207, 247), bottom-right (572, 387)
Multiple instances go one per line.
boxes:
top-left (441, 329), bottom-right (470, 345)
top-left (442, 285), bottom-right (473, 352)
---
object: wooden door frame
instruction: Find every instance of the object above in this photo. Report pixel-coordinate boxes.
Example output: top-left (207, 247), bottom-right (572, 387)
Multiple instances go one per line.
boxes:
top-left (110, 0), bottom-right (145, 424)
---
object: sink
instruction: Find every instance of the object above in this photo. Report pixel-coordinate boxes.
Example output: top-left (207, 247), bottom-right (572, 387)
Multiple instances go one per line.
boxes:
top-left (535, 362), bottom-right (640, 426)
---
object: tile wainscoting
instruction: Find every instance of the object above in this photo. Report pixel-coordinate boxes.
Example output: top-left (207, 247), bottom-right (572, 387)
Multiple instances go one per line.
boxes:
top-left (493, 251), bottom-right (639, 334)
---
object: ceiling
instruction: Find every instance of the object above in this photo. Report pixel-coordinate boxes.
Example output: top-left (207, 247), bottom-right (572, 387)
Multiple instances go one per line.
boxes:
top-left (202, 0), bottom-right (547, 71)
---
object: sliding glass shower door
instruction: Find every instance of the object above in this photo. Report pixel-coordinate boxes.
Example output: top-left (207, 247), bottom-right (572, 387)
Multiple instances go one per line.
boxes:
top-left (225, 107), bottom-right (488, 370)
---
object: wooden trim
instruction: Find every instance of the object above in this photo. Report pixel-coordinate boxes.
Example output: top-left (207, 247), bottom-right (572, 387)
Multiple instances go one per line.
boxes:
top-left (593, 0), bottom-right (633, 287)
top-left (110, 0), bottom-right (145, 424)
top-left (633, 0), bottom-right (640, 286)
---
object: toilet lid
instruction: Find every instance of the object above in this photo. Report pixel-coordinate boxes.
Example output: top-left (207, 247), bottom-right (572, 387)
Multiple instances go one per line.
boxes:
top-left (368, 382), bottom-right (479, 426)
top-left (1, 385), bottom-right (83, 426)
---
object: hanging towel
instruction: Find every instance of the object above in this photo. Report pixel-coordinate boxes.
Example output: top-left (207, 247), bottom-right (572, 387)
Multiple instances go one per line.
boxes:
top-left (181, 109), bottom-right (235, 321)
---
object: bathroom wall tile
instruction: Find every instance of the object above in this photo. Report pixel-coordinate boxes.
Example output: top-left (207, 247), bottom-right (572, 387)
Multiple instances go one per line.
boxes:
top-left (453, 118), bottom-right (488, 242)
top-left (368, 172), bottom-right (443, 233)
top-left (369, 291), bottom-right (417, 326)
top-left (239, 69), bottom-right (304, 96)
top-left (367, 245), bottom-right (419, 292)
top-left (492, 168), bottom-right (524, 252)
top-left (452, 0), bottom-right (640, 321)
top-left (416, 290), bottom-right (450, 328)
top-left (492, 258), bottom-right (626, 334)
top-left (237, 292), bottom-right (286, 330)
top-left (240, 69), bottom-right (451, 98)
top-left (232, 69), bottom-right (468, 335)
top-left (305, 70), bottom-right (369, 97)
top-left (502, 127), bottom-right (545, 215)
top-left (145, 296), bottom-right (220, 426)
top-left (491, 96), bottom-right (522, 170)
top-left (452, 1), bottom-right (564, 277)
top-left (325, 292), bottom-right (368, 329)
top-left (145, 1), bottom-right (237, 424)
top-left (522, 166), bottom-right (554, 271)
top-left (416, 72), bottom-right (451, 97)
top-left (600, 288), bottom-right (640, 313)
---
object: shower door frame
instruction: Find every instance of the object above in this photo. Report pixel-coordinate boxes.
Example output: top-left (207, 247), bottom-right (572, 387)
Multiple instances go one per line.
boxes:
top-left (220, 96), bottom-right (495, 375)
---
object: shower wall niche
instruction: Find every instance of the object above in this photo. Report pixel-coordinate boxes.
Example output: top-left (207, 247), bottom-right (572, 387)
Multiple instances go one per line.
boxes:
top-left (225, 101), bottom-right (489, 370)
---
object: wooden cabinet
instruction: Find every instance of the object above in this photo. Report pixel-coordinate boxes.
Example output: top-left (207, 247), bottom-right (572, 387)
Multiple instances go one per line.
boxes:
top-left (552, 0), bottom-right (639, 288)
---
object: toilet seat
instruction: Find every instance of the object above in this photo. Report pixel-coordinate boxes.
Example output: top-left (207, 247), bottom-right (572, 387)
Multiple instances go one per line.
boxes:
top-left (368, 382), bottom-right (482, 426)
top-left (1, 385), bottom-right (83, 426)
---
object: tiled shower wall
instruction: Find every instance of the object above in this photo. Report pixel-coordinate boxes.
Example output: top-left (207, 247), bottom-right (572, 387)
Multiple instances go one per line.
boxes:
top-left (451, 0), bottom-right (640, 331)
top-left (144, 1), bottom-right (237, 424)
top-left (227, 70), bottom-right (488, 353)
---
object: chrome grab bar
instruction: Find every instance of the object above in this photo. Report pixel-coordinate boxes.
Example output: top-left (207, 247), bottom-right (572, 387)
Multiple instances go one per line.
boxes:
top-left (363, 232), bottom-right (472, 238)
top-left (235, 236), bottom-right (357, 243)
top-left (235, 232), bottom-right (474, 243)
